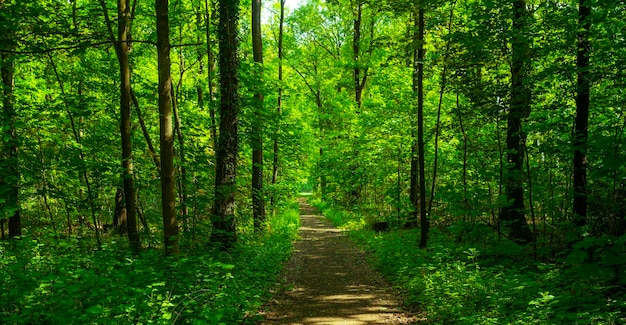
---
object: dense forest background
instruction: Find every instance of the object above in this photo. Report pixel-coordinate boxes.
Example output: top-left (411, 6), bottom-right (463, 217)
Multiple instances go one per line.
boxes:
top-left (1, 0), bottom-right (625, 323)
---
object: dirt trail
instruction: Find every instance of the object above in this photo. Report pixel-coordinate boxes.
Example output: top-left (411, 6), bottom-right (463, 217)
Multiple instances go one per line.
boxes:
top-left (260, 198), bottom-right (415, 325)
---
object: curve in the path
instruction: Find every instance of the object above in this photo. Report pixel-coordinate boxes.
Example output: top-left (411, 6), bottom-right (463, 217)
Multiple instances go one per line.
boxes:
top-left (260, 198), bottom-right (415, 325)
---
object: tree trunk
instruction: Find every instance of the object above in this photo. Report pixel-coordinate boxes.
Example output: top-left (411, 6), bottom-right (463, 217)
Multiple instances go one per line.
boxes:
top-left (271, 0), bottom-right (285, 207)
top-left (113, 187), bottom-right (127, 233)
top-left (350, 0), bottom-right (366, 203)
top-left (427, 2), bottom-right (455, 217)
top-left (500, 0), bottom-right (533, 244)
top-left (156, 0), bottom-right (178, 255)
top-left (211, 0), bottom-right (241, 250)
top-left (1, 53), bottom-right (20, 238)
top-left (118, 0), bottom-right (140, 253)
top-left (131, 89), bottom-right (161, 170)
top-left (353, 1), bottom-right (364, 109)
top-left (573, 0), bottom-right (591, 227)
top-left (251, 0), bottom-right (266, 230)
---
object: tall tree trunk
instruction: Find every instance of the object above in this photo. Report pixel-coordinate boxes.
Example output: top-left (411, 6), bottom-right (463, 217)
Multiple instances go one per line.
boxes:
top-left (118, 0), bottom-right (140, 253)
top-left (211, 0), bottom-right (241, 250)
top-left (156, 0), bottom-right (178, 255)
top-left (415, 9), bottom-right (428, 248)
top-left (427, 2), bottom-right (455, 216)
top-left (353, 1), bottom-right (364, 109)
top-left (350, 0), bottom-right (367, 203)
top-left (251, 0), bottom-right (266, 230)
top-left (1, 53), bottom-right (20, 238)
top-left (271, 0), bottom-right (285, 208)
top-left (573, 0), bottom-right (591, 227)
top-left (131, 89), bottom-right (161, 170)
top-left (500, 0), bottom-right (533, 243)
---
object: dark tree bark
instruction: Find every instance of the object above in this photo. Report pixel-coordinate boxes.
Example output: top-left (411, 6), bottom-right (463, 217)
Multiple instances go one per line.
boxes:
top-left (500, 0), bottom-right (533, 244)
top-left (1, 53), bottom-right (20, 238)
top-left (156, 0), bottom-right (179, 255)
top-left (573, 0), bottom-right (591, 227)
top-left (251, 0), bottom-right (266, 230)
top-left (211, 0), bottom-right (241, 250)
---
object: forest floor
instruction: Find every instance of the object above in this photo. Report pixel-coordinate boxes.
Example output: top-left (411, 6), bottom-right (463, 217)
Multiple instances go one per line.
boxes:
top-left (259, 198), bottom-right (417, 325)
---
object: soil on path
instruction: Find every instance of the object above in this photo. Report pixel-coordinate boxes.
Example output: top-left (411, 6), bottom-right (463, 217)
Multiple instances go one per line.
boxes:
top-left (260, 198), bottom-right (416, 325)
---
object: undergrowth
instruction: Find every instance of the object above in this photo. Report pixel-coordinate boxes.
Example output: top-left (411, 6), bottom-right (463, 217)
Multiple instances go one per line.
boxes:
top-left (0, 204), bottom-right (300, 324)
top-left (312, 199), bottom-right (626, 324)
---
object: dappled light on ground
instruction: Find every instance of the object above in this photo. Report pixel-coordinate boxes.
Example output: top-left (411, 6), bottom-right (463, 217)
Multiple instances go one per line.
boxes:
top-left (260, 198), bottom-right (415, 324)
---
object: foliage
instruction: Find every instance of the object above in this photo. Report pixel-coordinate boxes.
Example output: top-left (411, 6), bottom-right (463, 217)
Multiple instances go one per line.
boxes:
top-left (0, 205), bottom-right (299, 324)
top-left (2, 0), bottom-right (626, 322)
top-left (315, 202), bottom-right (626, 324)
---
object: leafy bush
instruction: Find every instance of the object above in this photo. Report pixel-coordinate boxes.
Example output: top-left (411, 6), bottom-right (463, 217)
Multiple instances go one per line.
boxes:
top-left (315, 203), bottom-right (626, 324)
top-left (0, 205), bottom-right (300, 324)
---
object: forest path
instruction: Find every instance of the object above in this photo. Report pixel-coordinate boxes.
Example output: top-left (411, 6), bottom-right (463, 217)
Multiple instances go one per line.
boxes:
top-left (259, 197), bottom-right (416, 325)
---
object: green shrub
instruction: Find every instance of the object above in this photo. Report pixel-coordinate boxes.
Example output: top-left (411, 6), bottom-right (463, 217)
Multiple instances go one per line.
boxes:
top-left (315, 203), bottom-right (626, 324)
top-left (0, 204), bottom-right (300, 324)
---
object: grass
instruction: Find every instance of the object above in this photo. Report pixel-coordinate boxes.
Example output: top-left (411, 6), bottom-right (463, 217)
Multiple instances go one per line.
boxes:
top-left (311, 198), bottom-right (626, 325)
top-left (0, 204), bottom-right (300, 325)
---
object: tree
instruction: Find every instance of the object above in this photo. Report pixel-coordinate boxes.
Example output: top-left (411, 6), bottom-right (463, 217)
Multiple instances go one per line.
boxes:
top-left (499, 0), bottom-right (533, 244)
top-left (0, 0), bottom-right (20, 239)
top-left (99, 0), bottom-right (141, 253)
top-left (156, 0), bottom-right (179, 255)
top-left (271, 0), bottom-right (286, 208)
top-left (573, 0), bottom-right (591, 227)
top-left (211, 0), bottom-right (241, 250)
top-left (117, 0), bottom-right (140, 253)
top-left (352, 0), bottom-right (367, 110)
top-left (1, 51), bottom-right (20, 238)
top-left (409, 7), bottom-right (428, 248)
top-left (251, 0), bottom-right (266, 230)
